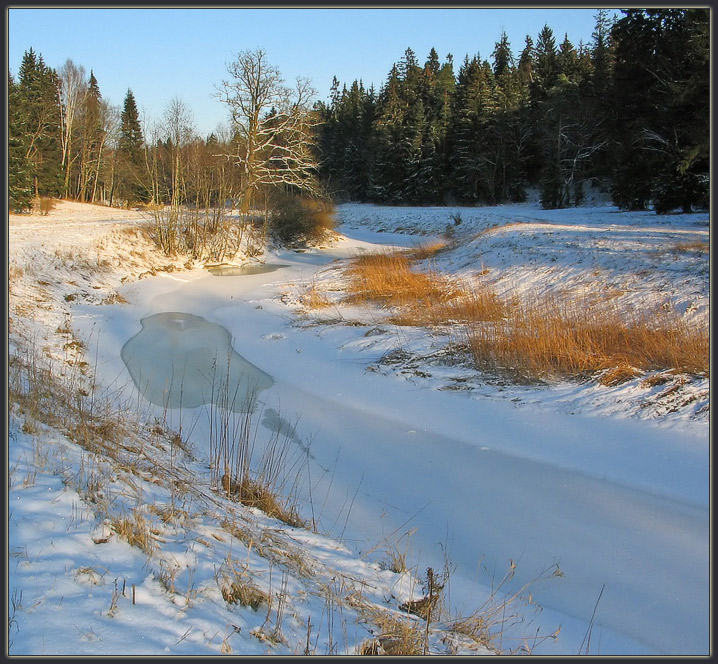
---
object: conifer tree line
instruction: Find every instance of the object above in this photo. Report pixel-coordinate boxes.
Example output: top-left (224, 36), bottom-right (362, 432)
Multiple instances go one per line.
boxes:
top-left (8, 9), bottom-right (709, 217)
top-left (315, 9), bottom-right (709, 213)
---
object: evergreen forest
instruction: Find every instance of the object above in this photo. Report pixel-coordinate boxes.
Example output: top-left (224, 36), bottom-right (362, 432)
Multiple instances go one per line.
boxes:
top-left (8, 9), bottom-right (710, 218)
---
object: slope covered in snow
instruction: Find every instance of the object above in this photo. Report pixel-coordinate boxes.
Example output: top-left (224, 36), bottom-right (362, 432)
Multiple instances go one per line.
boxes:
top-left (7, 199), bottom-right (710, 656)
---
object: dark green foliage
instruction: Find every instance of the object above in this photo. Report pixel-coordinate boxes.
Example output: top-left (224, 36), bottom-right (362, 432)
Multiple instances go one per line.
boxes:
top-left (610, 8), bottom-right (709, 213)
top-left (314, 13), bottom-right (708, 214)
top-left (316, 78), bottom-right (378, 202)
top-left (116, 89), bottom-right (149, 204)
top-left (8, 72), bottom-right (34, 212)
top-left (14, 48), bottom-right (63, 199)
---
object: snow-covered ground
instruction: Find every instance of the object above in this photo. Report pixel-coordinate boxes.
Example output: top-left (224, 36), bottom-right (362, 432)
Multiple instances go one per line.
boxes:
top-left (7, 199), bottom-right (710, 656)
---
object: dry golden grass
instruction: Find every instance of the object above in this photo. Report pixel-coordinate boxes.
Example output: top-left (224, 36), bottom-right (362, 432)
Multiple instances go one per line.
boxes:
top-left (356, 609), bottom-right (425, 656)
top-left (218, 555), bottom-right (269, 609)
top-left (400, 284), bottom-right (506, 327)
top-left (673, 241), bottom-right (709, 254)
top-left (345, 251), bottom-right (459, 311)
top-left (8, 264), bottom-right (24, 284)
top-left (598, 363), bottom-right (644, 387)
top-left (111, 510), bottom-right (155, 554)
top-left (336, 249), bottom-right (708, 383)
top-left (467, 296), bottom-right (709, 382)
top-left (301, 283), bottom-right (333, 309)
top-left (221, 473), bottom-right (305, 529)
top-left (404, 240), bottom-right (449, 261)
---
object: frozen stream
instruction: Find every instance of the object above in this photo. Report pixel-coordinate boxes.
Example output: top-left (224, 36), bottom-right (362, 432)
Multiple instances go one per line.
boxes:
top-left (73, 231), bottom-right (709, 657)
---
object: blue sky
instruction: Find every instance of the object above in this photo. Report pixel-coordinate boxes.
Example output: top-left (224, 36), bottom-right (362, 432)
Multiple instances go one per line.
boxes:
top-left (7, 6), bottom-right (618, 137)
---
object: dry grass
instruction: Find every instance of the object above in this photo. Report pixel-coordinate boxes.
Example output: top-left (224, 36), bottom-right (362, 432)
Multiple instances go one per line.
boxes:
top-left (467, 295), bottom-right (709, 382)
top-left (110, 510), bottom-right (155, 554)
top-left (221, 474), bottom-right (305, 529)
top-left (598, 363), bottom-right (644, 387)
top-left (334, 249), bottom-right (708, 383)
top-left (404, 240), bottom-right (449, 261)
top-left (217, 555), bottom-right (269, 610)
top-left (393, 283), bottom-right (506, 327)
top-left (301, 283), bottom-right (333, 309)
top-left (209, 388), bottom-right (308, 529)
top-left (345, 251), bottom-right (459, 311)
top-left (357, 610), bottom-right (425, 656)
top-left (673, 241), bottom-right (709, 254)
top-left (447, 561), bottom-right (563, 655)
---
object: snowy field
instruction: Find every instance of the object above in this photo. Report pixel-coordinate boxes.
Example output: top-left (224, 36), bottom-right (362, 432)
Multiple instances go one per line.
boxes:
top-left (7, 199), bottom-right (709, 656)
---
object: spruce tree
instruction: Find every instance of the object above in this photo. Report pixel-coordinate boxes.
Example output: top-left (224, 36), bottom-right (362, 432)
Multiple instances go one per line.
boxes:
top-left (491, 34), bottom-right (529, 202)
top-left (532, 25), bottom-right (559, 97)
top-left (448, 55), bottom-right (497, 203)
top-left (16, 48), bottom-right (63, 198)
top-left (610, 9), bottom-right (708, 212)
top-left (557, 35), bottom-right (580, 82)
top-left (8, 72), bottom-right (34, 211)
top-left (492, 31), bottom-right (514, 78)
top-left (78, 70), bottom-right (106, 202)
top-left (117, 88), bottom-right (148, 204)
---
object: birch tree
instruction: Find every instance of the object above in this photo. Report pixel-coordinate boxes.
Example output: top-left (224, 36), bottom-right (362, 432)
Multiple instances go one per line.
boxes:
top-left (215, 48), bottom-right (320, 213)
top-left (57, 59), bottom-right (88, 198)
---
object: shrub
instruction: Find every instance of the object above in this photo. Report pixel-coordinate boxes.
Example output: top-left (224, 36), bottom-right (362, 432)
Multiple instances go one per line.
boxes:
top-left (269, 191), bottom-right (335, 246)
top-left (35, 196), bottom-right (56, 216)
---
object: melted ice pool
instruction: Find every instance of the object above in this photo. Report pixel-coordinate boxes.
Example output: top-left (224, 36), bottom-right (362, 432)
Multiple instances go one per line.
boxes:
top-left (206, 263), bottom-right (289, 276)
top-left (121, 312), bottom-right (273, 412)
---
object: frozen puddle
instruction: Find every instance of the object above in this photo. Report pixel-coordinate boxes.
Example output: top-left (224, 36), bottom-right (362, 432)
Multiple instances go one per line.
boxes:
top-left (121, 312), bottom-right (273, 412)
top-left (206, 263), bottom-right (289, 276)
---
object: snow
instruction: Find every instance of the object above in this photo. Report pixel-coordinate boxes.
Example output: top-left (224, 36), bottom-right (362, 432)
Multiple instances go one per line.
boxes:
top-left (7, 198), bottom-right (710, 656)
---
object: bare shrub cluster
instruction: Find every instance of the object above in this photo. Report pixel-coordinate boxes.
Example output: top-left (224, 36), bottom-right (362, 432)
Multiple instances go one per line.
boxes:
top-left (34, 196), bottom-right (57, 215)
top-left (146, 205), bottom-right (263, 262)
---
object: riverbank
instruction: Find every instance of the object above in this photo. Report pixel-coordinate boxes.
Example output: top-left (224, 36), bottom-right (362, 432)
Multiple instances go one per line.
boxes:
top-left (8, 200), bottom-right (710, 656)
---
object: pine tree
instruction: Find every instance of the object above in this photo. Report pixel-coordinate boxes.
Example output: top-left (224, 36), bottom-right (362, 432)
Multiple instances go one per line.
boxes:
top-left (610, 9), bottom-right (709, 212)
top-left (8, 71), bottom-right (34, 211)
top-left (117, 88), bottom-right (148, 204)
top-left (16, 48), bottom-right (63, 198)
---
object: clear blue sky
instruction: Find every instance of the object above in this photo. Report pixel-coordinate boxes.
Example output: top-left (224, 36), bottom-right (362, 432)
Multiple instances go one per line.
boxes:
top-left (7, 6), bottom-right (619, 138)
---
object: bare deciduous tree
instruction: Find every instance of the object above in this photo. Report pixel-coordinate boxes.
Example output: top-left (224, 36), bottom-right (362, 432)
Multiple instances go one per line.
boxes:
top-left (215, 48), bottom-right (321, 213)
top-left (58, 59), bottom-right (88, 197)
